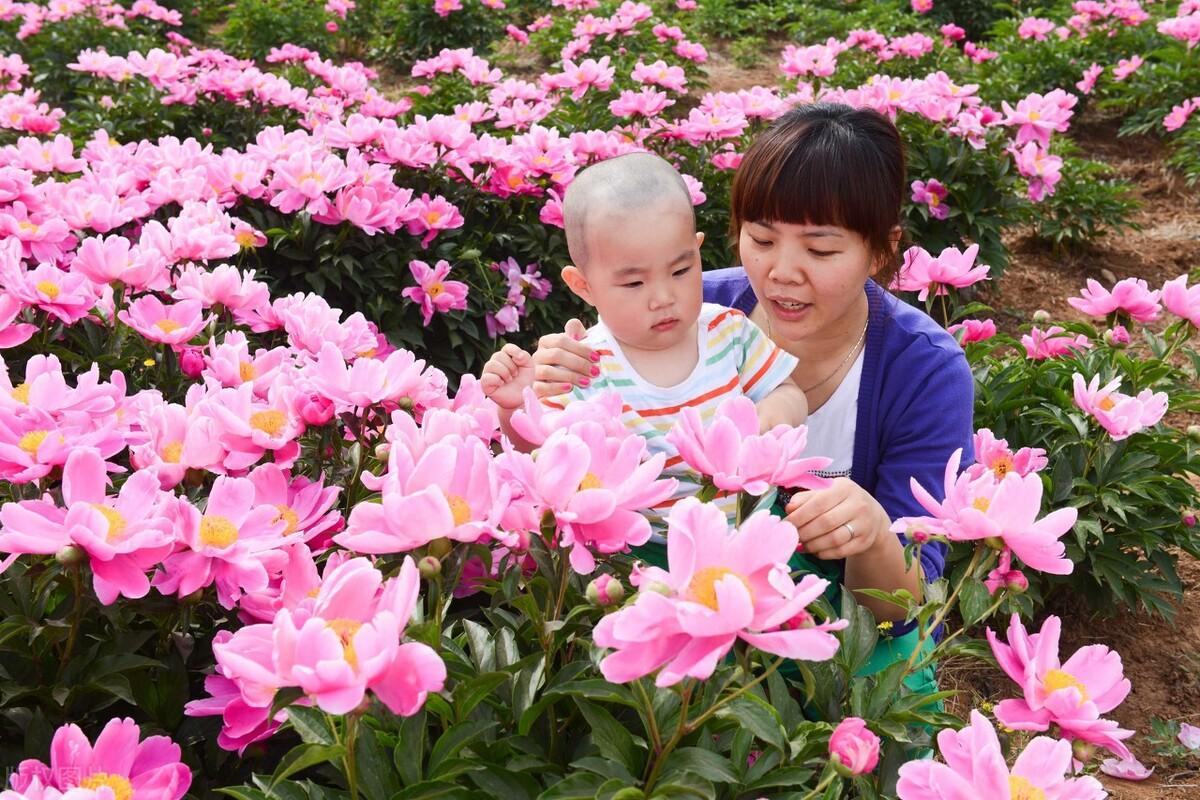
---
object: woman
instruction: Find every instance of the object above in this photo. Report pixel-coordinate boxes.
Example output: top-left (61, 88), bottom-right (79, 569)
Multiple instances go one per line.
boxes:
top-left (531, 103), bottom-right (975, 687)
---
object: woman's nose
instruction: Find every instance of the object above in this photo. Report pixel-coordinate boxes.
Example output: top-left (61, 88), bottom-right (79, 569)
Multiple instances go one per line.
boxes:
top-left (768, 245), bottom-right (808, 286)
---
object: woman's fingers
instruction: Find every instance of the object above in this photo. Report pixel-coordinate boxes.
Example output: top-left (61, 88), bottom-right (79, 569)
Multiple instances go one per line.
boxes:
top-left (785, 488), bottom-right (842, 532)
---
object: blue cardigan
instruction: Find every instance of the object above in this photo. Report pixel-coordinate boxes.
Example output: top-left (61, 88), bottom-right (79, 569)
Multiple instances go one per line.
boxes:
top-left (703, 269), bottom-right (976, 588)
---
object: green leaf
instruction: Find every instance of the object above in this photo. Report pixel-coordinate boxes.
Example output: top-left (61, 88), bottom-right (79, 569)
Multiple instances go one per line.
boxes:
top-left (716, 695), bottom-right (786, 753)
top-left (391, 780), bottom-right (473, 799)
top-left (659, 747), bottom-right (738, 785)
top-left (286, 706), bottom-right (335, 745)
top-left (268, 743), bottom-right (344, 791)
top-left (270, 686), bottom-right (308, 719)
top-left (535, 772), bottom-right (606, 800)
top-left (428, 720), bottom-right (498, 778)
top-left (215, 788), bottom-right (270, 800)
top-left (454, 671), bottom-right (508, 720)
top-left (574, 699), bottom-right (641, 776)
top-left (957, 579), bottom-right (991, 627)
top-left (356, 725), bottom-right (403, 800)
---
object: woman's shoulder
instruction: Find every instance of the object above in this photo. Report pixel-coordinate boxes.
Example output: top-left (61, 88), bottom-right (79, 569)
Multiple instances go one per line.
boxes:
top-left (868, 281), bottom-right (965, 366)
top-left (702, 267), bottom-right (758, 315)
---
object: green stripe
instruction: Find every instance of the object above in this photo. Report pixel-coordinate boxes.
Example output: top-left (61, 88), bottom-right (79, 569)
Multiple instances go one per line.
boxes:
top-left (706, 338), bottom-right (739, 365)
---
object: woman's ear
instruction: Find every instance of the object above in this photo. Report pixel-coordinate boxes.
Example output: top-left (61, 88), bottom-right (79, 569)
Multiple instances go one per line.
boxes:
top-left (561, 265), bottom-right (595, 305)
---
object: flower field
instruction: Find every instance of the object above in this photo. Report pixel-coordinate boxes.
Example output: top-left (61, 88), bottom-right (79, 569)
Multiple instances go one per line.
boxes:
top-left (2, 0), bottom-right (1200, 797)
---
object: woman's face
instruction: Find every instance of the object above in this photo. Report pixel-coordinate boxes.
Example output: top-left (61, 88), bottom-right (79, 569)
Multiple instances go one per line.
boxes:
top-left (739, 220), bottom-right (878, 342)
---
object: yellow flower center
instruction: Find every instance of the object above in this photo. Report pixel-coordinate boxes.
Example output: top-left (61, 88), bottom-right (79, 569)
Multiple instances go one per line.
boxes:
top-left (445, 494), bottom-right (472, 527)
top-left (154, 319), bottom-right (183, 334)
top-left (427, 282), bottom-right (445, 299)
top-left (18, 430), bottom-right (48, 456)
top-left (327, 618), bottom-right (363, 669)
top-left (1098, 397), bottom-right (1115, 411)
top-left (274, 504), bottom-right (300, 535)
top-left (990, 455), bottom-right (1013, 479)
top-left (297, 171), bottom-right (323, 185)
top-left (35, 281), bottom-right (60, 299)
top-left (424, 210), bottom-right (442, 225)
top-left (199, 515), bottom-right (239, 548)
top-left (162, 441), bottom-right (183, 463)
top-left (578, 472), bottom-right (603, 491)
top-left (686, 566), bottom-right (752, 611)
top-left (239, 361), bottom-right (257, 382)
top-left (249, 410), bottom-right (287, 437)
top-left (18, 221), bottom-right (38, 235)
top-left (1029, 110), bottom-right (1041, 121)
top-left (235, 230), bottom-right (257, 248)
top-left (1043, 668), bottom-right (1089, 703)
top-left (972, 497), bottom-right (991, 512)
top-left (80, 773), bottom-right (133, 800)
top-left (1008, 775), bottom-right (1046, 800)
top-left (11, 382), bottom-right (30, 404)
top-left (91, 504), bottom-right (128, 542)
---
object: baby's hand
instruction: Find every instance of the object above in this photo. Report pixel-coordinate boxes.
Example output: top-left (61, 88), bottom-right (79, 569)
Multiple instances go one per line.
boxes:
top-left (480, 343), bottom-right (534, 411)
top-left (755, 381), bottom-right (808, 433)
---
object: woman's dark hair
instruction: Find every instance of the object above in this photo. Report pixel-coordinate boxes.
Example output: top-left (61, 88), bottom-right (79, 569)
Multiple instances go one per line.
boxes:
top-left (730, 103), bottom-right (906, 286)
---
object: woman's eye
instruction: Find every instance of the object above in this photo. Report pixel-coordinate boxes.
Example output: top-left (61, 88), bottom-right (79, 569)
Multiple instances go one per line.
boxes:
top-left (810, 250), bottom-right (838, 257)
top-left (750, 237), bottom-right (772, 247)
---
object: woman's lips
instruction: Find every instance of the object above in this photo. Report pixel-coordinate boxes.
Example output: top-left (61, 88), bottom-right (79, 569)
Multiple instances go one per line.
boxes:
top-left (768, 298), bottom-right (811, 322)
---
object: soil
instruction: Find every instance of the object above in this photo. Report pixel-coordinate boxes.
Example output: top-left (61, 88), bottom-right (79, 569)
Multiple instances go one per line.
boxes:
top-left (695, 45), bottom-right (1200, 798)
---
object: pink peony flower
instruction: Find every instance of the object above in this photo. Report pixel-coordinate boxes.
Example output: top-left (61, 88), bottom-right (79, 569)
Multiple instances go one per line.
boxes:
top-left (401, 259), bottom-right (468, 325)
top-left (1162, 275), bottom-right (1200, 326)
top-left (118, 296), bottom-right (210, 346)
top-left (1021, 325), bottom-right (1091, 360)
top-left (1112, 55), bottom-right (1143, 81)
top-left (911, 178), bottom-right (950, 220)
top-left (829, 718), bottom-right (880, 775)
top-left (893, 448), bottom-right (1077, 575)
top-left (965, 428), bottom-right (1047, 481)
top-left (984, 548), bottom-right (1029, 595)
top-left (404, 194), bottom-right (465, 249)
top-left (0, 294), bottom-right (36, 349)
top-left (891, 244), bottom-right (990, 299)
top-left (1076, 63), bottom-right (1103, 95)
top-left (10, 717), bottom-right (191, 800)
top-left (896, 710), bottom-right (1106, 800)
top-left (1067, 277), bottom-right (1161, 322)
top-left (593, 499), bottom-right (847, 686)
top-left (502, 422), bottom-right (676, 573)
top-left (1010, 140), bottom-right (1063, 201)
top-left (152, 476), bottom-right (295, 608)
top-left (987, 614), bottom-right (1134, 759)
top-left (1001, 89), bottom-right (1077, 148)
top-left (1072, 373), bottom-right (1168, 441)
top-left (665, 396), bottom-right (832, 495)
top-left (947, 318), bottom-right (997, 344)
top-left (247, 463), bottom-right (341, 544)
top-left (1179, 722), bottom-right (1200, 749)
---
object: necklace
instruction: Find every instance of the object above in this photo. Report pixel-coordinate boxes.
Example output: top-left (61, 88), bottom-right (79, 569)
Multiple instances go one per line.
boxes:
top-left (765, 311), bottom-right (869, 394)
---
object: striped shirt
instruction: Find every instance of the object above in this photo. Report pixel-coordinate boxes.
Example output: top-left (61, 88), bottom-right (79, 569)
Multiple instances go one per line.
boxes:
top-left (546, 303), bottom-right (799, 531)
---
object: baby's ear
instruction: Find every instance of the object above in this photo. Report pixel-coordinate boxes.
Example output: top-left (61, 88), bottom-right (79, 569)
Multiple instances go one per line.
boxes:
top-left (695, 231), bottom-right (705, 248)
top-left (561, 265), bottom-right (594, 304)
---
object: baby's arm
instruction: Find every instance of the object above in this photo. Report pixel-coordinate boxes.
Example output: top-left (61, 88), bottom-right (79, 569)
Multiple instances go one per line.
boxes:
top-left (755, 377), bottom-right (808, 433)
top-left (480, 343), bottom-right (538, 452)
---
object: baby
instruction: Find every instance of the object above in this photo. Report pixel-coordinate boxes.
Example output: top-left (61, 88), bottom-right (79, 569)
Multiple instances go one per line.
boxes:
top-left (481, 151), bottom-right (808, 524)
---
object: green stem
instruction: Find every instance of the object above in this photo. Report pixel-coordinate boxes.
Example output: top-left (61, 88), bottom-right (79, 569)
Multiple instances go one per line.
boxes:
top-left (634, 679), bottom-right (663, 754)
top-left (683, 657), bottom-right (784, 734)
top-left (798, 768), bottom-right (839, 800)
top-left (642, 682), bottom-right (693, 792)
top-left (917, 591), bottom-right (1008, 671)
top-left (344, 713), bottom-right (360, 800)
top-left (903, 546), bottom-right (993, 673)
top-left (57, 564), bottom-right (85, 680)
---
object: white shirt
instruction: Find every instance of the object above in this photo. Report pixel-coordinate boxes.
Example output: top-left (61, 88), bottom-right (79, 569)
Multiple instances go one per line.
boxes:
top-left (803, 348), bottom-right (863, 479)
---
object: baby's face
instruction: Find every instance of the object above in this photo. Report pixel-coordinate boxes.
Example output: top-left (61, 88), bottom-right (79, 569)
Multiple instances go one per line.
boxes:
top-left (578, 202), bottom-right (703, 354)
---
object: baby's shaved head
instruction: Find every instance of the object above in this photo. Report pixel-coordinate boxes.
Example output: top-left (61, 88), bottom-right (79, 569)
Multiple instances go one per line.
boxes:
top-left (563, 151), bottom-right (695, 270)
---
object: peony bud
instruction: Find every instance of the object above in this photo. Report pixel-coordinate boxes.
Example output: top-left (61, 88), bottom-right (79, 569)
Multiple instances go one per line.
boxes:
top-left (983, 536), bottom-right (1006, 551)
top-left (55, 544), bottom-right (85, 566)
top-left (1005, 570), bottom-right (1029, 593)
top-left (1187, 425), bottom-right (1200, 444)
top-left (641, 579), bottom-right (672, 597)
top-left (177, 346), bottom-right (204, 379)
top-left (1032, 309), bottom-right (1052, 324)
top-left (299, 394), bottom-right (335, 426)
top-left (1103, 325), bottom-right (1130, 347)
top-left (829, 717), bottom-right (880, 776)
top-left (1184, 513), bottom-right (1197, 528)
top-left (1072, 739), bottom-right (1096, 764)
top-left (586, 574), bottom-right (625, 606)
top-left (374, 442), bottom-right (391, 460)
top-left (418, 555), bottom-right (441, 579)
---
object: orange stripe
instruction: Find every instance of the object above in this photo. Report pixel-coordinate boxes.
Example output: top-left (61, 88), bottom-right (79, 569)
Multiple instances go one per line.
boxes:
top-left (743, 348), bottom-right (781, 392)
top-left (542, 399), bottom-right (565, 410)
top-left (664, 454), bottom-right (684, 469)
top-left (706, 308), bottom-right (739, 331)
top-left (636, 374), bottom-right (740, 417)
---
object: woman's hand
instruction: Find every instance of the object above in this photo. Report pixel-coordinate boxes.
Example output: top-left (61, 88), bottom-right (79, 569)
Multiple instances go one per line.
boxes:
top-left (784, 478), bottom-right (891, 560)
top-left (531, 318), bottom-right (600, 397)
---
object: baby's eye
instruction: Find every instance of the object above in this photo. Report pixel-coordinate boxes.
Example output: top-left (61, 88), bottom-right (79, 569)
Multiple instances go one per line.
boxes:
top-left (672, 266), bottom-right (691, 277)
top-left (620, 281), bottom-right (643, 288)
